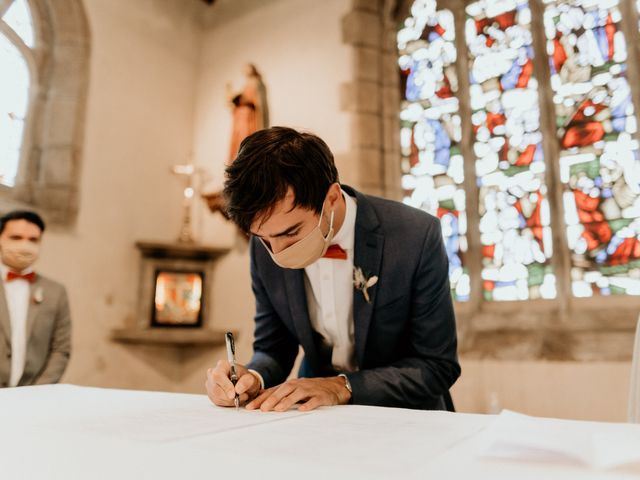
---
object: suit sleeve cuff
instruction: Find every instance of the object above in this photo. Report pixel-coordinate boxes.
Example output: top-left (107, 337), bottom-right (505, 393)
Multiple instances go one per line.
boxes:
top-left (248, 369), bottom-right (265, 390)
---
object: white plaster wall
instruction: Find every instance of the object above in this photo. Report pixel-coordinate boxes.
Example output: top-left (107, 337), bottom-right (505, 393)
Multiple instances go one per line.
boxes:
top-left (192, 0), bottom-right (352, 190)
top-left (189, 0), bottom-right (353, 371)
top-left (452, 360), bottom-right (632, 422)
top-left (35, 0), bottom-right (202, 391)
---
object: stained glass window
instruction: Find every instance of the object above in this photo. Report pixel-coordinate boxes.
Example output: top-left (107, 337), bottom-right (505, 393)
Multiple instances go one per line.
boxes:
top-left (398, 0), bottom-right (470, 301)
top-left (398, 0), bottom-right (640, 301)
top-left (0, 0), bottom-right (34, 188)
top-left (544, 0), bottom-right (640, 297)
top-left (466, 0), bottom-right (556, 301)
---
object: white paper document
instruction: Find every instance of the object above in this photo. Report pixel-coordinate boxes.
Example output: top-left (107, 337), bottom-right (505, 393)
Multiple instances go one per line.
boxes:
top-left (480, 410), bottom-right (640, 469)
top-left (10, 384), bottom-right (308, 442)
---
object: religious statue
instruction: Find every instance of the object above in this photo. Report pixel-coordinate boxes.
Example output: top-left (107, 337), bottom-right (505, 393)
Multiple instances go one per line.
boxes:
top-left (204, 63), bottom-right (269, 216)
top-left (226, 63), bottom-right (269, 164)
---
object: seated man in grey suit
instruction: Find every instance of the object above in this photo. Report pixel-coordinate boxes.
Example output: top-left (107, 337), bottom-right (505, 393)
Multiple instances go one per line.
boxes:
top-left (0, 211), bottom-right (71, 387)
top-left (206, 127), bottom-right (460, 411)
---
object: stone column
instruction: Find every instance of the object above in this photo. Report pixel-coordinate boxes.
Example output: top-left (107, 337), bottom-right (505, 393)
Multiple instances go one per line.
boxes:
top-left (340, 0), bottom-right (400, 197)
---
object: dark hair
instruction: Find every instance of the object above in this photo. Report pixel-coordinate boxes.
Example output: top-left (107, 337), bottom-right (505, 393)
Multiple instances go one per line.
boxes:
top-left (0, 210), bottom-right (46, 235)
top-left (224, 126), bottom-right (339, 233)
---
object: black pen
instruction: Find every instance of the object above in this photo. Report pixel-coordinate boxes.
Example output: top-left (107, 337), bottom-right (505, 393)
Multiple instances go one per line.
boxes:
top-left (224, 332), bottom-right (240, 411)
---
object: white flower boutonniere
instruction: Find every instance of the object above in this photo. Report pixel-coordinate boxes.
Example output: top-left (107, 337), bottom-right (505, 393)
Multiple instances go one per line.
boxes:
top-left (32, 287), bottom-right (44, 304)
top-left (353, 266), bottom-right (378, 304)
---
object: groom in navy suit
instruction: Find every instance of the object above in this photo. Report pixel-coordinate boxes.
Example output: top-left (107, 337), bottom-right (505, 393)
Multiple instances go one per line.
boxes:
top-left (206, 126), bottom-right (460, 411)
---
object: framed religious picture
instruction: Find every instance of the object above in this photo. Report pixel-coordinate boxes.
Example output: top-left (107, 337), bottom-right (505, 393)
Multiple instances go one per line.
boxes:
top-left (151, 269), bottom-right (205, 327)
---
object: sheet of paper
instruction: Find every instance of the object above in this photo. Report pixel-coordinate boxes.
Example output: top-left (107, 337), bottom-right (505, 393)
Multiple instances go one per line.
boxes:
top-left (182, 402), bottom-right (490, 479)
top-left (592, 432), bottom-right (640, 469)
top-left (0, 384), bottom-right (307, 442)
top-left (479, 410), bottom-right (640, 469)
top-left (0, 384), bottom-right (491, 480)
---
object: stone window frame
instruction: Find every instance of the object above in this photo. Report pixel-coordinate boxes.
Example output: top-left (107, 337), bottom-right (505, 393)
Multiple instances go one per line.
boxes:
top-left (0, 0), bottom-right (90, 227)
top-left (341, 0), bottom-right (640, 361)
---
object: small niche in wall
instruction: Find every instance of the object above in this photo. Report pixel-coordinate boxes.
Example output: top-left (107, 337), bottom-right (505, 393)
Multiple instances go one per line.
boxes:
top-left (111, 241), bottom-right (231, 346)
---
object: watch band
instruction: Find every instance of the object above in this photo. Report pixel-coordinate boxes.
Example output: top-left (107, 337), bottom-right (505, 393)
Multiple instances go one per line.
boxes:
top-left (338, 373), bottom-right (352, 394)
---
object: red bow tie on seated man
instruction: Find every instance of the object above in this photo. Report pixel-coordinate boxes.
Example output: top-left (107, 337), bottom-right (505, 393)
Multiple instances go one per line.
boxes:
top-left (322, 244), bottom-right (347, 260)
top-left (6, 271), bottom-right (37, 282)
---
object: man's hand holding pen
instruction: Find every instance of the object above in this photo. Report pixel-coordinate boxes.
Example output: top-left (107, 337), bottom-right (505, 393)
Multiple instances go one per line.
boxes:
top-left (206, 360), bottom-right (262, 408)
top-left (207, 332), bottom-right (352, 411)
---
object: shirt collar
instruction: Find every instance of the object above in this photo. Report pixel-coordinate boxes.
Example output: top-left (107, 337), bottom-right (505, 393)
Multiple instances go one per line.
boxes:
top-left (331, 188), bottom-right (356, 251)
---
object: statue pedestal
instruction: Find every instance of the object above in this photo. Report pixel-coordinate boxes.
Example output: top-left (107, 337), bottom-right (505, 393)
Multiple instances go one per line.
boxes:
top-left (111, 327), bottom-right (232, 347)
top-left (202, 191), bottom-right (229, 218)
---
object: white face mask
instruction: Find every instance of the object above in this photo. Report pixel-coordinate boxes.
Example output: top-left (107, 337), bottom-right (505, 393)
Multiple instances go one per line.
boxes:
top-left (260, 204), bottom-right (334, 269)
top-left (0, 239), bottom-right (40, 271)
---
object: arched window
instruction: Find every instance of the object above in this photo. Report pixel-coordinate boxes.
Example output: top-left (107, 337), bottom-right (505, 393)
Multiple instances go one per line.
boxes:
top-left (398, 0), bottom-right (640, 304)
top-left (0, 0), bottom-right (89, 227)
top-left (0, 0), bottom-right (34, 188)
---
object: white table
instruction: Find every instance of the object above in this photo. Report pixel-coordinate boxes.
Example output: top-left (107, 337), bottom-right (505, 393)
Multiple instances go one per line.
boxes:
top-left (0, 385), bottom-right (638, 480)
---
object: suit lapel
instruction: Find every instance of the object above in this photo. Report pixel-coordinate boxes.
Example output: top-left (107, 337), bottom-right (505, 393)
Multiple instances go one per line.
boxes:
top-left (0, 281), bottom-right (10, 347)
top-left (26, 276), bottom-right (42, 341)
top-left (282, 268), bottom-right (318, 366)
top-left (349, 188), bottom-right (384, 367)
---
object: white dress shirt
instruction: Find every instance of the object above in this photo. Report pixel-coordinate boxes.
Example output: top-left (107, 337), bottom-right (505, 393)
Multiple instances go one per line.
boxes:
top-left (304, 190), bottom-right (357, 372)
top-left (1, 264), bottom-right (32, 387)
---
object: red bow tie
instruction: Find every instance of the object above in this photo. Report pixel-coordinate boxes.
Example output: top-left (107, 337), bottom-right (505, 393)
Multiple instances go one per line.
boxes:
top-left (6, 271), bottom-right (36, 283)
top-left (322, 244), bottom-right (348, 260)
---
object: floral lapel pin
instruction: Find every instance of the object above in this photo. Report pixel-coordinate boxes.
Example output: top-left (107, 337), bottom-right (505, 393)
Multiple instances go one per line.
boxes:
top-left (353, 266), bottom-right (378, 304)
top-left (32, 286), bottom-right (44, 304)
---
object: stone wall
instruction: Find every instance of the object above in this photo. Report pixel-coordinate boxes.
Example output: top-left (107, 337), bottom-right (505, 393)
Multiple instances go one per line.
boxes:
top-left (340, 0), bottom-right (401, 198)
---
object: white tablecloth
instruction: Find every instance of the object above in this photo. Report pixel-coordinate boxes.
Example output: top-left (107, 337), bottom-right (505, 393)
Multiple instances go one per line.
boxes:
top-left (0, 384), bottom-right (639, 480)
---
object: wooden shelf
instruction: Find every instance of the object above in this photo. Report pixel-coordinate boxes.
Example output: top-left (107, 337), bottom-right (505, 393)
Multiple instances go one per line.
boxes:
top-left (111, 327), bottom-right (229, 346)
top-left (135, 241), bottom-right (229, 261)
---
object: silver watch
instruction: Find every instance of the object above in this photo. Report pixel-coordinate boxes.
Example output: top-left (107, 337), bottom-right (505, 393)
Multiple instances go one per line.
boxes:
top-left (338, 373), bottom-right (352, 394)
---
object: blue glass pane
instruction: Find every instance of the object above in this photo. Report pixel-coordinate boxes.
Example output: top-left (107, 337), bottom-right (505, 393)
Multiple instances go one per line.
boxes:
top-left (467, 0), bottom-right (556, 301)
top-left (545, 0), bottom-right (640, 296)
top-left (398, 0), bottom-right (469, 301)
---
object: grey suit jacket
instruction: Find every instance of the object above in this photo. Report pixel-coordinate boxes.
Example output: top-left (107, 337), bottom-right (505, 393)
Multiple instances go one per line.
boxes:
top-left (0, 274), bottom-right (71, 387)
top-left (247, 185), bottom-right (460, 409)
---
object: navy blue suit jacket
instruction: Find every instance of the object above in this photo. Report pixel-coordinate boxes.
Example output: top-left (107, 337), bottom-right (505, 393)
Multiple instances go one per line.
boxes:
top-left (246, 186), bottom-right (460, 409)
